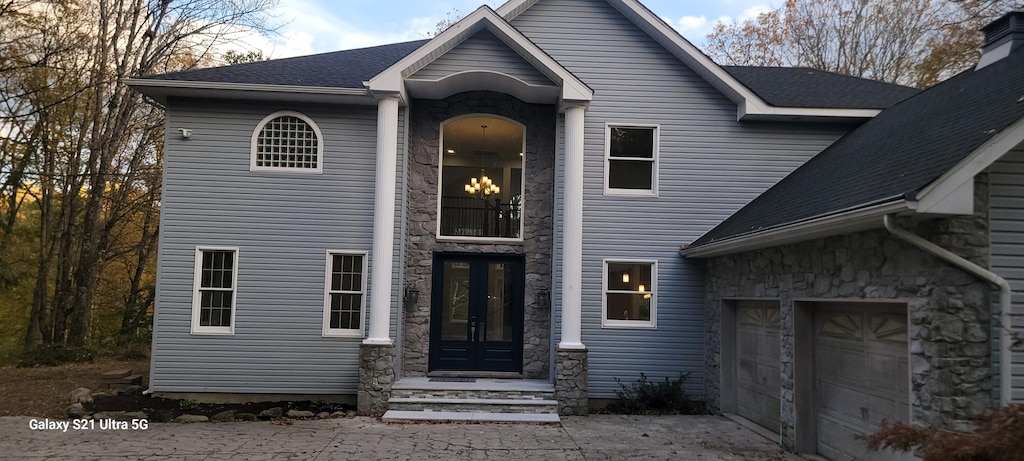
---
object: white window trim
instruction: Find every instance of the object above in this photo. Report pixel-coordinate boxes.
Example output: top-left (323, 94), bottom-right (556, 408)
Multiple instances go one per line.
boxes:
top-left (250, 110), bottom-right (324, 174)
top-left (602, 258), bottom-right (658, 329)
top-left (604, 123), bottom-right (659, 197)
top-left (435, 114), bottom-right (527, 243)
top-left (191, 246), bottom-right (239, 335)
top-left (322, 250), bottom-right (369, 338)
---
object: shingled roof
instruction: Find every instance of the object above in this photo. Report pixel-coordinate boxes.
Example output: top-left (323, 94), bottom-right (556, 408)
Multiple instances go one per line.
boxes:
top-left (689, 49), bottom-right (1024, 249)
top-left (140, 40), bottom-right (429, 88)
top-left (723, 66), bottom-right (919, 109)
top-left (138, 38), bottom-right (916, 111)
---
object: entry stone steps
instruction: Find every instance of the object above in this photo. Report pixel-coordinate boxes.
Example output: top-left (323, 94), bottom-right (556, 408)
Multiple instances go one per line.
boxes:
top-left (383, 377), bottom-right (560, 423)
top-left (382, 410), bottom-right (560, 423)
top-left (388, 397), bottom-right (559, 413)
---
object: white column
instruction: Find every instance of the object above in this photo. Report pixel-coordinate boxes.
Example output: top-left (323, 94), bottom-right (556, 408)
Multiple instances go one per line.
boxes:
top-left (559, 105), bottom-right (586, 350)
top-left (365, 96), bottom-right (400, 345)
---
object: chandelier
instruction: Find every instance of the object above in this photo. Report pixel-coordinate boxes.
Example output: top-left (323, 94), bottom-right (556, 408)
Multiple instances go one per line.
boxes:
top-left (464, 124), bottom-right (501, 198)
top-left (465, 171), bottom-right (500, 197)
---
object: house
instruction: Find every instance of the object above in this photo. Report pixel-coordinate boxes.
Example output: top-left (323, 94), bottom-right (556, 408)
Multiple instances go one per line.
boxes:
top-left (124, 0), bottom-right (1020, 457)
top-left (681, 11), bottom-right (1024, 460)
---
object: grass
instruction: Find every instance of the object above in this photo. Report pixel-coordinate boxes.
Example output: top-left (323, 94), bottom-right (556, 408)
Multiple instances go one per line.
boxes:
top-left (0, 358), bottom-right (150, 418)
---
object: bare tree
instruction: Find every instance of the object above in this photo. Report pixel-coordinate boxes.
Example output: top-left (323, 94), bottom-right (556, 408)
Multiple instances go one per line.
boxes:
top-left (2, 0), bottom-right (278, 353)
top-left (704, 0), bottom-right (1024, 87)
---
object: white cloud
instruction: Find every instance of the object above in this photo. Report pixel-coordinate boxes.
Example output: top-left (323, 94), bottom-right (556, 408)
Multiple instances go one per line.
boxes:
top-left (676, 15), bottom-right (709, 37)
top-left (739, 4), bottom-right (771, 22)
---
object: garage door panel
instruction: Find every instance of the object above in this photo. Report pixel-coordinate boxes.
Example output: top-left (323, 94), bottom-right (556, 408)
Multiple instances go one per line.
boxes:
top-left (815, 303), bottom-right (911, 461)
top-left (735, 303), bottom-right (781, 434)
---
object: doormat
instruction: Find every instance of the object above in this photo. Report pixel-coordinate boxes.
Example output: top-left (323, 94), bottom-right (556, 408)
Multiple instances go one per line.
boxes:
top-left (429, 377), bottom-right (476, 383)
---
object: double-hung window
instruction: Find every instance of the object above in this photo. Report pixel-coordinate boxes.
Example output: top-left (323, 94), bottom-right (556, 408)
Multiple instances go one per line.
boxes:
top-left (323, 252), bottom-right (367, 337)
top-left (603, 260), bottom-right (657, 328)
top-left (605, 125), bottom-right (658, 195)
top-left (191, 248), bottom-right (238, 334)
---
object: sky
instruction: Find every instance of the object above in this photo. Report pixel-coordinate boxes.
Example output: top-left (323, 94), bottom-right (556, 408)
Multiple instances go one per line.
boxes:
top-left (225, 0), bottom-right (776, 59)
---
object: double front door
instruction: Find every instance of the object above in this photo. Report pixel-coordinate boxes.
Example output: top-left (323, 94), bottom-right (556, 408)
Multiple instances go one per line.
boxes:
top-left (429, 254), bottom-right (524, 373)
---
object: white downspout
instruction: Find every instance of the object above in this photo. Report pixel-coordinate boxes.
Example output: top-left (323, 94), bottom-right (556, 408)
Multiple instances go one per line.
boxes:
top-left (883, 214), bottom-right (1014, 405)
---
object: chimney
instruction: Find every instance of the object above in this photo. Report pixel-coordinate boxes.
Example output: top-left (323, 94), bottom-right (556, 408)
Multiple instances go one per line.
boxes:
top-left (977, 11), bottom-right (1024, 70)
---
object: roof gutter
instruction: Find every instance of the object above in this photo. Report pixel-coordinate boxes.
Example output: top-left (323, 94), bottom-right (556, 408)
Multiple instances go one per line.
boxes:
top-left (122, 78), bottom-right (371, 97)
top-left (883, 214), bottom-right (1015, 406)
top-left (681, 198), bottom-right (911, 258)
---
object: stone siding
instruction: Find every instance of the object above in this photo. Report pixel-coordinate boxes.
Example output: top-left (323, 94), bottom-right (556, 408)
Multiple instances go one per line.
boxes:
top-left (403, 91), bottom-right (556, 378)
top-left (358, 344), bottom-right (396, 414)
top-left (704, 176), bottom-right (993, 447)
top-left (556, 349), bottom-right (589, 415)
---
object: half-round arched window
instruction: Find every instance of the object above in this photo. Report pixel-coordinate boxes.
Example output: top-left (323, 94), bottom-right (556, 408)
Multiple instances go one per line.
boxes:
top-left (251, 111), bottom-right (323, 172)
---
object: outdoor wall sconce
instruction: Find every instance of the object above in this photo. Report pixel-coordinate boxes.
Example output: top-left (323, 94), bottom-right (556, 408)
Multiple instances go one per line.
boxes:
top-left (536, 290), bottom-right (550, 310)
top-left (178, 128), bottom-right (192, 139)
top-left (403, 287), bottom-right (419, 310)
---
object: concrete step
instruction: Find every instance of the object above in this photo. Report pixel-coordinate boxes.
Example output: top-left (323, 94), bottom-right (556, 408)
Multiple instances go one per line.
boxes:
top-left (390, 378), bottom-right (556, 401)
top-left (382, 410), bottom-right (560, 423)
top-left (388, 397), bottom-right (558, 414)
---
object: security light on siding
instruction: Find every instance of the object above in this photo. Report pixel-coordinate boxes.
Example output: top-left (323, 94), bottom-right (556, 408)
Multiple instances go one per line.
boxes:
top-left (178, 128), bottom-right (192, 139)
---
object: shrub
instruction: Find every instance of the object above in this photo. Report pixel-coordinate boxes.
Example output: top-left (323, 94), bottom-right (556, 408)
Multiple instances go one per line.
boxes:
top-left (17, 344), bottom-right (95, 367)
top-left (605, 372), bottom-right (706, 415)
top-left (178, 399), bottom-right (200, 411)
top-left (309, 398), bottom-right (334, 413)
top-left (860, 404), bottom-right (1024, 461)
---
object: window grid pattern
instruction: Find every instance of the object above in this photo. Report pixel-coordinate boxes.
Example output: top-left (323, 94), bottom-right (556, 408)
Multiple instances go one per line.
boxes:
top-left (328, 254), bottom-right (364, 331)
top-left (256, 116), bottom-right (319, 169)
top-left (199, 250), bottom-right (234, 327)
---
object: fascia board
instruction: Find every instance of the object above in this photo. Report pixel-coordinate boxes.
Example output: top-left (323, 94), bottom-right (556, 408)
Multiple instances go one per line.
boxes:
top-left (681, 200), bottom-right (910, 258)
top-left (368, 6), bottom-right (591, 102)
top-left (916, 116), bottom-right (1024, 210)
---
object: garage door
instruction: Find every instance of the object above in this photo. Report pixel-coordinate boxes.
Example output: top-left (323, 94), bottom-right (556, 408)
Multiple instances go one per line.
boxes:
top-left (815, 303), bottom-right (912, 461)
top-left (736, 301), bottom-right (781, 433)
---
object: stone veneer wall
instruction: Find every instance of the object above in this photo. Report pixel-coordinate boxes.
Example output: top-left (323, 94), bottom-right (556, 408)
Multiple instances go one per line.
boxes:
top-left (704, 176), bottom-right (993, 447)
top-left (403, 91), bottom-right (556, 378)
top-left (358, 344), bottom-right (396, 414)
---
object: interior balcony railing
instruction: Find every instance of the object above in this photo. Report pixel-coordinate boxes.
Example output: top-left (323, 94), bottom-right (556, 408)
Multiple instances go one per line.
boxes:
top-left (440, 196), bottom-right (521, 239)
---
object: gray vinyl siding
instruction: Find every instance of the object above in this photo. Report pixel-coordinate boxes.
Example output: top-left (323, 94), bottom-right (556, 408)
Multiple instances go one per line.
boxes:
top-left (514, 0), bottom-right (852, 398)
top-left (409, 29), bottom-right (552, 86)
top-left (152, 99), bottom-right (404, 394)
top-left (989, 145), bottom-right (1024, 402)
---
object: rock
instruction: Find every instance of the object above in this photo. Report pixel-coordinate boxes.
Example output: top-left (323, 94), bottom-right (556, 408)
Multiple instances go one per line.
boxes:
top-left (235, 413), bottom-right (256, 421)
top-left (211, 410), bottom-right (237, 422)
top-left (317, 412), bottom-right (330, 419)
top-left (69, 388), bottom-right (92, 404)
top-left (259, 407), bottom-right (284, 419)
top-left (175, 414), bottom-right (209, 423)
top-left (331, 411), bottom-right (347, 418)
top-left (346, 410), bottom-right (356, 417)
top-left (93, 411), bottom-right (148, 421)
top-left (120, 385), bottom-right (142, 395)
top-left (286, 410), bottom-right (314, 419)
top-left (67, 403), bottom-right (87, 419)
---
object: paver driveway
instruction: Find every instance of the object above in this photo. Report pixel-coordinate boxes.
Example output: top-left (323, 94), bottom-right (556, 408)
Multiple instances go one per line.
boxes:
top-left (0, 414), bottom-right (804, 460)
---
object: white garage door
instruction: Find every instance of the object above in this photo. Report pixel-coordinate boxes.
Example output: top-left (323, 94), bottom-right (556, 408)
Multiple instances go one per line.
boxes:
top-left (736, 302), bottom-right (781, 433)
top-left (815, 303), bottom-right (912, 461)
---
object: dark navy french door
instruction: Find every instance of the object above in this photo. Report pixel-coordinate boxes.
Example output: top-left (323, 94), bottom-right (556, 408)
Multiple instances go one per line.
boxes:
top-left (428, 254), bottom-right (524, 373)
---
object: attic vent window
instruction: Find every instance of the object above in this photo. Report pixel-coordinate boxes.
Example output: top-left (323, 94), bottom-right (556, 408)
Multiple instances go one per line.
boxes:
top-left (251, 111), bottom-right (323, 172)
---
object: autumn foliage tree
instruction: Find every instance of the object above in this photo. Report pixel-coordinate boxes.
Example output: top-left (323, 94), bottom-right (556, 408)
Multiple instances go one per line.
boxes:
top-left (704, 0), bottom-right (1024, 88)
top-left (1, 0), bottom-right (276, 360)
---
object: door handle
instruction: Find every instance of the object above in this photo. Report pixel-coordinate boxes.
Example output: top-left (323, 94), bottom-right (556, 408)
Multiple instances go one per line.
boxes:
top-left (470, 316), bottom-right (477, 341)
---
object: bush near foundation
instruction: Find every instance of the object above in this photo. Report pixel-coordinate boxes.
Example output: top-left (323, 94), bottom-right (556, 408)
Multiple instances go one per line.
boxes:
top-left (605, 373), bottom-right (707, 415)
top-left (860, 404), bottom-right (1024, 461)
